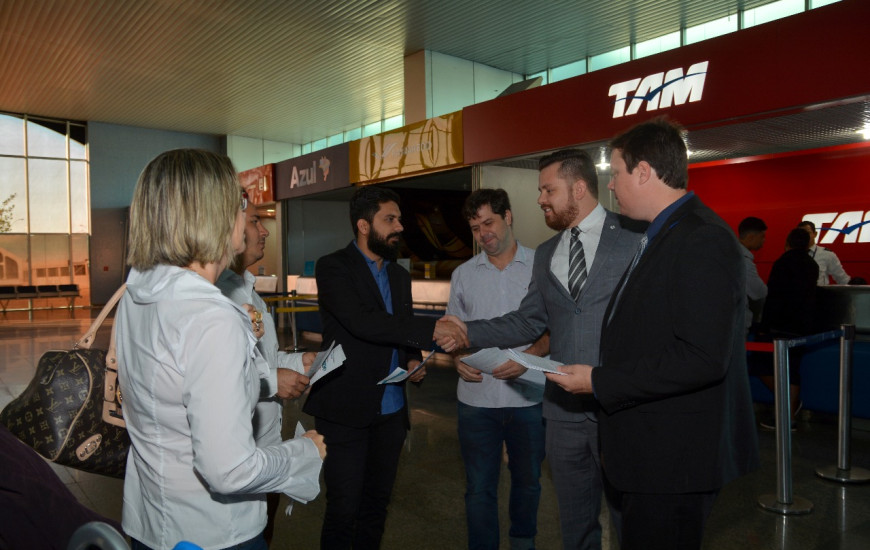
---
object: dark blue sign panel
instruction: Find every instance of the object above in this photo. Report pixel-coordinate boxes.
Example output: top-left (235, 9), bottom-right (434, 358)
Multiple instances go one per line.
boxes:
top-left (275, 142), bottom-right (350, 200)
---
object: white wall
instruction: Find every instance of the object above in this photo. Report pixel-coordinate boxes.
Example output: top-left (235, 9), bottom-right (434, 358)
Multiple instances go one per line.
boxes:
top-left (479, 165), bottom-right (555, 248)
top-left (226, 135), bottom-right (300, 172)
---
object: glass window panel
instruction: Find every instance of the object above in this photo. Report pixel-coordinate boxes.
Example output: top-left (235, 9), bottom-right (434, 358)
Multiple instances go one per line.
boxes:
top-left (344, 127), bottom-right (361, 142)
top-left (0, 157), bottom-right (27, 233)
top-left (300, 142), bottom-right (311, 155)
top-left (28, 159), bottom-right (70, 233)
top-left (0, 113), bottom-right (25, 155)
top-left (685, 15), bottom-right (738, 44)
top-left (0, 235), bottom-right (28, 283)
top-left (27, 119), bottom-right (67, 158)
top-left (636, 31), bottom-right (681, 59)
top-left (811, 0), bottom-right (839, 7)
top-left (362, 121), bottom-right (382, 137)
top-left (526, 70), bottom-right (548, 85)
top-left (69, 124), bottom-right (87, 159)
top-left (30, 234), bottom-right (70, 285)
top-left (550, 59), bottom-right (587, 83)
top-left (70, 160), bottom-right (89, 233)
top-left (589, 47), bottom-right (631, 72)
top-left (383, 115), bottom-right (404, 132)
top-left (311, 138), bottom-right (327, 152)
top-left (0, 159), bottom-right (26, 233)
top-left (326, 132), bottom-right (343, 146)
top-left (71, 234), bottom-right (90, 302)
top-left (743, 0), bottom-right (804, 28)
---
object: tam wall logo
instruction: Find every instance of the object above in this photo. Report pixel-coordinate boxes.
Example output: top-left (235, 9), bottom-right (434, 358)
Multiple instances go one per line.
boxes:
top-left (802, 211), bottom-right (870, 244)
top-left (609, 61), bottom-right (709, 118)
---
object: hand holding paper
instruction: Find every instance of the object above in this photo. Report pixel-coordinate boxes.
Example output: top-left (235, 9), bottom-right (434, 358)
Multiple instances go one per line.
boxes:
top-left (378, 351), bottom-right (434, 384)
top-left (305, 341), bottom-right (346, 386)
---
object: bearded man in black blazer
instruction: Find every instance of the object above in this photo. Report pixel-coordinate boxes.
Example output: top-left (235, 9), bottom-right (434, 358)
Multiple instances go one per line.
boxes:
top-left (304, 186), bottom-right (466, 549)
top-left (547, 119), bottom-right (759, 550)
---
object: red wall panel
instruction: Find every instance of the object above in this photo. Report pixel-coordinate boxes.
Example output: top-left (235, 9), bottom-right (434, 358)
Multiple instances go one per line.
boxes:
top-left (690, 142), bottom-right (870, 281)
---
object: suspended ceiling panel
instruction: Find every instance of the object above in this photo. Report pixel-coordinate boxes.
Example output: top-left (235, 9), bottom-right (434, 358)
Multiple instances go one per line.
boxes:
top-left (1, 0), bottom-right (774, 145)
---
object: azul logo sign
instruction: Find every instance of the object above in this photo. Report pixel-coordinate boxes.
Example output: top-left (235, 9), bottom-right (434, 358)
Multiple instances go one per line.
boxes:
top-left (802, 211), bottom-right (870, 244)
top-left (290, 162), bottom-right (317, 188)
top-left (608, 61), bottom-right (709, 118)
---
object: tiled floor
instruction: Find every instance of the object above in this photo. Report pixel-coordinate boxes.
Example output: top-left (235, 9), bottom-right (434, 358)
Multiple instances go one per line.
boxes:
top-left (2, 311), bottom-right (870, 549)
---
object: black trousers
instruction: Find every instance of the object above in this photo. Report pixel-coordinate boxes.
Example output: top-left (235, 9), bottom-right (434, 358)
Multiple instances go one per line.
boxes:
top-left (607, 481), bottom-right (718, 550)
top-left (315, 410), bottom-right (407, 550)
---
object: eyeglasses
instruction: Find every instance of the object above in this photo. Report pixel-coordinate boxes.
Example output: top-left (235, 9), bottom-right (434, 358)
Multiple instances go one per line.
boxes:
top-left (241, 189), bottom-right (249, 211)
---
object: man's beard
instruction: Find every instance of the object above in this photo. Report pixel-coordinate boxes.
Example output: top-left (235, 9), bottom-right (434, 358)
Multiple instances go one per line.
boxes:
top-left (368, 230), bottom-right (401, 261)
top-left (544, 198), bottom-right (580, 231)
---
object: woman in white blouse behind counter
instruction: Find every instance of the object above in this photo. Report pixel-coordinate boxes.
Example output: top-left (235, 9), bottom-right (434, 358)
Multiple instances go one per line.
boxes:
top-left (116, 149), bottom-right (326, 550)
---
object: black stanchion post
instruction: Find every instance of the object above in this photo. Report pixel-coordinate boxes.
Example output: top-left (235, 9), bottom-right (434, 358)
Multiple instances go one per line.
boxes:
top-left (816, 324), bottom-right (870, 483)
top-left (759, 338), bottom-right (813, 514)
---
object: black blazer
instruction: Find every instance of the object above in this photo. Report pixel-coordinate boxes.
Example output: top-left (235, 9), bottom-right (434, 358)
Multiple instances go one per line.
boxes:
top-left (593, 195), bottom-right (759, 494)
top-left (303, 242), bottom-right (436, 428)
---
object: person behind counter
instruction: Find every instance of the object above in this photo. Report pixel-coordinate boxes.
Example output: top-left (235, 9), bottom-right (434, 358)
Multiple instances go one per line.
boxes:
top-left (798, 220), bottom-right (850, 285)
top-left (116, 148), bottom-right (326, 550)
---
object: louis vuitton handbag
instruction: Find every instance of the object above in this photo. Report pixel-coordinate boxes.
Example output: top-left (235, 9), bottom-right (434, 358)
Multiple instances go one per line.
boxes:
top-left (0, 286), bottom-right (129, 478)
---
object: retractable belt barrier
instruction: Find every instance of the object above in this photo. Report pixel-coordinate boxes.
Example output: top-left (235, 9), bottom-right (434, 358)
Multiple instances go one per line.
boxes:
top-left (750, 324), bottom-right (868, 517)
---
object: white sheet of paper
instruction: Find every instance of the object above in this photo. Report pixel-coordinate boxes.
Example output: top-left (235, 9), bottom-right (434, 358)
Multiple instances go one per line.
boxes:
top-left (377, 351), bottom-right (434, 384)
top-left (306, 342), bottom-right (346, 386)
top-left (505, 348), bottom-right (566, 375)
top-left (459, 347), bottom-right (512, 374)
top-left (305, 340), bottom-right (336, 378)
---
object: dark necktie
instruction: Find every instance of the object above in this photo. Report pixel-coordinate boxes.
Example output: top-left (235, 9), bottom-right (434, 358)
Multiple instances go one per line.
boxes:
top-left (608, 233), bottom-right (648, 324)
top-left (568, 226), bottom-right (587, 301)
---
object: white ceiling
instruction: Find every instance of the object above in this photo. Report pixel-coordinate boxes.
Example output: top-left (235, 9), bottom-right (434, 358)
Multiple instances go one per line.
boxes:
top-left (1, 0), bottom-right (778, 146)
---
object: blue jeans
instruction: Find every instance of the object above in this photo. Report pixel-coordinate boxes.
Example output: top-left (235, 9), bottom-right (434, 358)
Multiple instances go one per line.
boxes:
top-left (457, 401), bottom-right (545, 550)
top-left (131, 534), bottom-right (267, 550)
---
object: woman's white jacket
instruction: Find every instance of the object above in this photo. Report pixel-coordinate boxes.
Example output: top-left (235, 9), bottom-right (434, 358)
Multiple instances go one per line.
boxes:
top-left (116, 265), bottom-right (321, 550)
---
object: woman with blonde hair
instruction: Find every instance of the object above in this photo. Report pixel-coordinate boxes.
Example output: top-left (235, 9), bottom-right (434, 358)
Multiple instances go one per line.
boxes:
top-left (116, 149), bottom-right (325, 550)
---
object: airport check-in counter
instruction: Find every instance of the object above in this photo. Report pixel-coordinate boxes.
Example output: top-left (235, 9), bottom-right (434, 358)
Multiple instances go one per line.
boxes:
top-left (749, 285), bottom-right (870, 418)
top-left (288, 276), bottom-right (450, 337)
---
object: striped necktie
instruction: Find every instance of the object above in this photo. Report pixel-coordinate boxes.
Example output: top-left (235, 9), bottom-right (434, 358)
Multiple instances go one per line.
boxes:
top-left (568, 226), bottom-right (587, 301)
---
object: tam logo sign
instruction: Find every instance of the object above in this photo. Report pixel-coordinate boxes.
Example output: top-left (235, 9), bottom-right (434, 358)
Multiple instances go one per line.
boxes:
top-left (609, 61), bottom-right (709, 118)
top-left (802, 211), bottom-right (870, 244)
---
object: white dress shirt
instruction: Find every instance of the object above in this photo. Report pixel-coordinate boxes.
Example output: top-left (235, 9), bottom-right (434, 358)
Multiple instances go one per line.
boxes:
top-left (551, 203), bottom-right (606, 293)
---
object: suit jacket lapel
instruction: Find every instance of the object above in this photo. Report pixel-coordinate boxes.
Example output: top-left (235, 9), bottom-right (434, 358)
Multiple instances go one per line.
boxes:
top-left (542, 233), bottom-right (573, 302)
top-left (581, 211), bottom-right (619, 300)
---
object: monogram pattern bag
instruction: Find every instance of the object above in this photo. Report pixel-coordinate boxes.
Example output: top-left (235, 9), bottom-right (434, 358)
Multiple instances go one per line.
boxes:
top-left (0, 286), bottom-right (129, 478)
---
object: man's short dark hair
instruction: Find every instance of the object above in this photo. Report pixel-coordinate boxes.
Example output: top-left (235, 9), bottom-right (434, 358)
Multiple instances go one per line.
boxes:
top-left (462, 188), bottom-right (511, 221)
top-left (538, 149), bottom-right (599, 199)
top-left (738, 217), bottom-right (768, 239)
top-left (609, 118), bottom-right (688, 190)
top-left (798, 220), bottom-right (816, 232)
top-left (786, 227), bottom-right (812, 250)
top-left (349, 185), bottom-right (401, 236)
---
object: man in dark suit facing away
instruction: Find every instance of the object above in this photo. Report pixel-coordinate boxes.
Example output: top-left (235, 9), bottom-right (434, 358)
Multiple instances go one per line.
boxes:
top-left (304, 185), bottom-right (466, 549)
top-left (547, 119), bottom-right (759, 550)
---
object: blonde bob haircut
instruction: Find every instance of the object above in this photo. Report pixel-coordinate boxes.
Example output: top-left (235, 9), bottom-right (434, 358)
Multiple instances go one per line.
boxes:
top-left (127, 149), bottom-right (241, 270)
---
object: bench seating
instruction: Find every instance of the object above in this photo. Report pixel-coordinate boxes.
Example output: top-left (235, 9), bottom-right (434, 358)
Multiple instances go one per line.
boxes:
top-left (0, 284), bottom-right (81, 312)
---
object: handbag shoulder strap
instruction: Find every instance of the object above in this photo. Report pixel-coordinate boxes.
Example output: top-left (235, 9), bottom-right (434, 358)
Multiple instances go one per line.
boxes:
top-left (76, 284), bottom-right (127, 350)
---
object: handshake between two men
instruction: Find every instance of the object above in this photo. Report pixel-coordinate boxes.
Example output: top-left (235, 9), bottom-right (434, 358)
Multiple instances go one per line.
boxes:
top-left (432, 314), bottom-right (594, 393)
